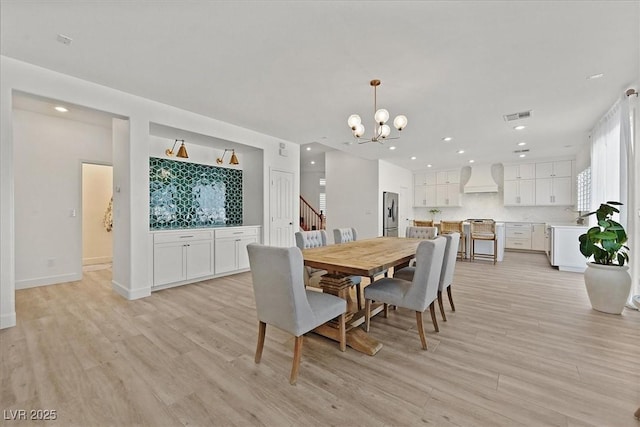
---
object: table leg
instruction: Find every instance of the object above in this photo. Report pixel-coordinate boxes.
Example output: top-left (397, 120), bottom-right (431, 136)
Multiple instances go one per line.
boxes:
top-left (314, 273), bottom-right (384, 355)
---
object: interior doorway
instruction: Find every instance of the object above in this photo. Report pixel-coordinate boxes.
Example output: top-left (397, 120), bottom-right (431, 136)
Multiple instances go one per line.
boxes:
top-left (82, 163), bottom-right (113, 272)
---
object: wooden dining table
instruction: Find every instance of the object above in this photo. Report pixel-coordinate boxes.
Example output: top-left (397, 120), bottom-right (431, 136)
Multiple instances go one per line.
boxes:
top-left (302, 236), bottom-right (423, 355)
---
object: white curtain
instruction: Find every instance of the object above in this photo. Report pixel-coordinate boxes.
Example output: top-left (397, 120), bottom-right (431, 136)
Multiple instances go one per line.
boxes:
top-left (590, 99), bottom-right (621, 218)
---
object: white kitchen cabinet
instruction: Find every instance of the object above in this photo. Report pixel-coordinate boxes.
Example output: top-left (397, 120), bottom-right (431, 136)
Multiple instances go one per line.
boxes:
top-left (153, 230), bottom-right (214, 287)
top-left (549, 225), bottom-right (589, 272)
top-left (531, 223), bottom-right (546, 251)
top-left (436, 182), bottom-right (461, 207)
top-left (215, 227), bottom-right (259, 274)
top-left (503, 163), bottom-right (535, 180)
top-left (505, 222), bottom-right (532, 250)
top-left (535, 176), bottom-right (573, 205)
top-left (413, 184), bottom-right (437, 207)
top-left (503, 179), bottom-right (535, 206)
top-left (414, 171), bottom-right (436, 186)
top-left (535, 160), bottom-right (572, 179)
top-left (436, 169), bottom-right (460, 185)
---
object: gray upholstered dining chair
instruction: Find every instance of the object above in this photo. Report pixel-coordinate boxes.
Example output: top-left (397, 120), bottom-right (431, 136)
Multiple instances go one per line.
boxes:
top-left (247, 243), bottom-right (347, 385)
top-left (406, 226), bottom-right (438, 239)
top-left (395, 232), bottom-right (460, 322)
top-left (294, 230), bottom-right (329, 288)
top-left (333, 227), bottom-right (357, 244)
top-left (332, 227), bottom-right (372, 310)
top-left (364, 238), bottom-right (446, 350)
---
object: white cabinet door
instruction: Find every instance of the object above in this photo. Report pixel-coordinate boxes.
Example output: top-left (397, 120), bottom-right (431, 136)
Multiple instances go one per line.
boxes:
top-left (426, 185), bottom-right (437, 206)
top-left (186, 240), bottom-right (214, 280)
top-left (504, 180), bottom-right (519, 205)
top-left (414, 185), bottom-right (427, 207)
top-left (414, 172), bottom-right (436, 186)
top-left (535, 162), bottom-right (554, 179)
top-left (519, 179), bottom-right (535, 205)
top-left (215, 238), bottom-right (237, 274)
top-left (237, 236), bottom-right (258, 270)
top-left (153, 242), bottom-right (185, 286)
top-left (446, 170), bottom-right (460, 184)
top-left (536, 177), bottom-right (572, 205)
top-left (447, 183), bottom-right (460, 206)
top-left (531, 224), bottom-right (546, 251)
top-left (504, 179), bottom-right (535, 206)
top-left (553, 160), bottom-right (573, 177)
top-left (503, 165), bottom-right (519, 181)
top-left (519, 163), bottom-right (536, 179)
top-left (553, 176), bottom-right (573, 205)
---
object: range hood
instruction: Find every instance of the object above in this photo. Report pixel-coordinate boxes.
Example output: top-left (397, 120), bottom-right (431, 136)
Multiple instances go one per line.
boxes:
top-left (463, 164), bottom-right (499, 193)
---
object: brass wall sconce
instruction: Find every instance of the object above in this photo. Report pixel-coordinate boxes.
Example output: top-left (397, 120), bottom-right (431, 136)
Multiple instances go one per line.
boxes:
top-left (165, 139), bottom-right (189, 158)
top-left (216, 149), bottom-right (239, 165)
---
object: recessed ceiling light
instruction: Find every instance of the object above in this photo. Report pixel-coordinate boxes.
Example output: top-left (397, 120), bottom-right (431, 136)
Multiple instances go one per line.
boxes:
top-left (457, 150), bottom-right (465, 154)
top-left (442, 137), bottom-right (452, 142)
top-left (306, 147), bottom-right (311, 151)
top-left (517, 142), bottom-right (527, 146)
top-left (411, 156), bottom-right (417, 160)
top-left (519, 154), bottom-right (526, 158)
top-left (469, 160), bottom-right (475, 163)
top-left (54, 106), bottom-right (68, 112)
top-left (587, 73), bottom-right (604, 80)
top-left (514, 125), bottom-right (526, 130)
top-left (389, 146), bottom-right (396, 150)
top-left (310, 161), bottom-right (315, 164)
top-left (427, 164), bottom-right (432, 168)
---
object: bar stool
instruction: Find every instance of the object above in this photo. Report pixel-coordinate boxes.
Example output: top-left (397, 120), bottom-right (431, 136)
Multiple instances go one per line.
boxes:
top-left (440, 220), bottom-right (465, 260)
top-left (413, 220), bottom-right (434, 227)
top-left (470, 220), bottom-right (497, 264)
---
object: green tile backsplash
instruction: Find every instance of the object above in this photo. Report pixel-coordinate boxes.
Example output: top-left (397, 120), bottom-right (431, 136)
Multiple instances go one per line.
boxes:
top-left (149, 157), bottom-right (243, 229)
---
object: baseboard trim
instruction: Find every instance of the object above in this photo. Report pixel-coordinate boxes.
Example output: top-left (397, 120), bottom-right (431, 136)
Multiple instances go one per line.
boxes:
top-left (83, 256), bottom-right (113, 266)
top-left (111, 280), bottom-right (151, 300)
top-left (16, 272), bottom-right (82, 290)
top-left (0, 312), bottom-right (17, 329)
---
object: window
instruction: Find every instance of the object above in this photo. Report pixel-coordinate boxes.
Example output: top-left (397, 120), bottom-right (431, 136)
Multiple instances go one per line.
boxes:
top-left (576, 167), bottom-right (591, 212)
top-left (319, 178), bottom-right (326, 215)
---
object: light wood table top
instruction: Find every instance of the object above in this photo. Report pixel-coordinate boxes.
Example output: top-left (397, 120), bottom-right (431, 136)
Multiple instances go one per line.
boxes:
top-left (302, 236), bottom-right (423, 277)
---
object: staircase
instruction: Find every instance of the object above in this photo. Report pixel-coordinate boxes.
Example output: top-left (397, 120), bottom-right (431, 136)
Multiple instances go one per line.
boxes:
top-left (300, 196), bottom-right (325, 231)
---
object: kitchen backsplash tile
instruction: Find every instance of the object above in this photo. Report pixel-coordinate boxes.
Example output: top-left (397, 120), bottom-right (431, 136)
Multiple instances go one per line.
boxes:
top-left (149, 157), bottom-right (243, 229)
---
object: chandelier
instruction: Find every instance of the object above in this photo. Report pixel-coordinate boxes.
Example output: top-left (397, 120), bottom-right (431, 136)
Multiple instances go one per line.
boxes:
top-left (347, 79), bottom-right (407, 144)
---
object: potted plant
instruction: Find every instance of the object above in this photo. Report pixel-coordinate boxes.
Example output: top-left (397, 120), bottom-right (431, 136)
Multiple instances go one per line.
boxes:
top-left (429, 208), bottom-right (441, 221)
top-left (578, 201), bottom-right (631, 314)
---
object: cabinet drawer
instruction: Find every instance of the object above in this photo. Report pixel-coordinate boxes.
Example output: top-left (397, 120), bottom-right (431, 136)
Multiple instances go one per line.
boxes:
top-left (154, 230), bottom-right (213, 244)
top-left (506, 222), bottom-right (531, 229)
top-left (506, 237), bottom-right (532, 250)
top-left (506, 228), bottom-right (531, 239)
top-left (215, 227), bottom-right (258, 238)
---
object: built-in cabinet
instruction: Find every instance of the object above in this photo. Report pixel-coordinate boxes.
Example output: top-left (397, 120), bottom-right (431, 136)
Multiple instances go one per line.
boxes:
top-left (505, 222), bottom-right (545, 251)
top-left (503, 160), bottom-right (574, 206)
top-left (214, 227), bottom-right (259, 274)
top-left (152, 226), bottom-right (261, 289)
top-left (414, 169), bottom-right (460, 207)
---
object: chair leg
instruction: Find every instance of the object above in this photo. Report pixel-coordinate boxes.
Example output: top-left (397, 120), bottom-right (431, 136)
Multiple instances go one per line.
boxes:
top-left (364, 299), bottom-right (372, 332)
top-left (471, 238), bottom-right (475, 261)
top-left (290, 335), bottom-right (304, 385)
top-left (338, 313), bottom-right (346, 352)
top-left (255, 321), bottom-right (266, 363)
top-left (437, 291), bottom-right (447, 321)
top-left (415, 311), bottom-right (428, 350)
top-left (383, 303), bottom-right (389, 318)
top-left (447, 286), bottom-right (456, 312)
top-left (493, 239), bottom-right (497, 264)
top-left (429, 302), bottom-right (439, 332)
top-left (356, 283), bottom-right (363, 310)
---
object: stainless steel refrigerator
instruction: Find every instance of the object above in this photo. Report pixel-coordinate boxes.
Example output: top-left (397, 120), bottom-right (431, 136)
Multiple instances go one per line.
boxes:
top-left (382, 191), bottom-right (399, 237)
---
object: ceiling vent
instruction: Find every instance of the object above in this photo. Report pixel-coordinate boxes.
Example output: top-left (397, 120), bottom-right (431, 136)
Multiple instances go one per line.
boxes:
top-left (513, 149), bottom-right (530, 154)
top-left (503, 110), bottom-right (532, 121)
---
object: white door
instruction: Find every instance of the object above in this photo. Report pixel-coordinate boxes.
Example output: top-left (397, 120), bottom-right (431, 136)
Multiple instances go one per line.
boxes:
top-left (270, 169), bottom-right (295, 247)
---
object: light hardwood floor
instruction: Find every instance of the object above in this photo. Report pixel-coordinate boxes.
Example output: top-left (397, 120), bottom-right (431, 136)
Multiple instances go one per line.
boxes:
top-left (1, 252), bottom-right (639, 426)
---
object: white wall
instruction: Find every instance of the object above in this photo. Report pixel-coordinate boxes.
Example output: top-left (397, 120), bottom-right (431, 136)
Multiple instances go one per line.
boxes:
top-left (13, 109), bottom-right (112, 289)
top-left (1, 56), bottom-right (299, 328)
top-left (325, 151), bottom-right (378, 242)
top-left (378, 160), bottom-right (413, 237)
top-left (82, 164), bottom-right (113, 266)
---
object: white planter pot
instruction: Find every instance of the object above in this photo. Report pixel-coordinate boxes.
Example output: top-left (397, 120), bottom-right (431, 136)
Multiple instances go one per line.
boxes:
top-left (583, 263), bottom-right (631, 314)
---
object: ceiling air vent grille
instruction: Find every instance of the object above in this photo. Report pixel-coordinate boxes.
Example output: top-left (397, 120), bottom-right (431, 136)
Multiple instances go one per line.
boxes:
top-left (513, 149), bottom-right (530, 154)
top-left (503, 110), bottom-right (532, 121)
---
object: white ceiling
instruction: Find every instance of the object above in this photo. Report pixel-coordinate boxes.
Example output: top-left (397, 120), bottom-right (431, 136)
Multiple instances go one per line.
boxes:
top-left (2, 1), bottom-right (638, 171)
